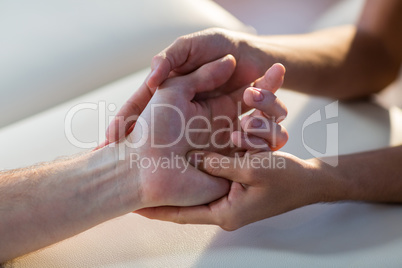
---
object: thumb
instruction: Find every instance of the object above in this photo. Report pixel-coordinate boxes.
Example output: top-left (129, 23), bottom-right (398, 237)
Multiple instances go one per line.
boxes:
top-left (187, 150), bottom-right (248, 184)
top-left (253, 63), bottom-right (286, 94)
top-left (146, 36), bottom-right (193, 89)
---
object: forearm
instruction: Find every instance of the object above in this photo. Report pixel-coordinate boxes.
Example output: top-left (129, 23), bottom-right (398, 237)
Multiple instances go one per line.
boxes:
top-left (252, 25), bottom-right (400, 99)
top-left (0, 147), bottom-right (139, 262)
top-left (314, 145), bottom-right (402, 203)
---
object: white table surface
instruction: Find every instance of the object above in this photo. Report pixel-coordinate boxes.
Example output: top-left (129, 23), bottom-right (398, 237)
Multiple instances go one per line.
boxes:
top-left (1, 69), bottom-right (402, 267)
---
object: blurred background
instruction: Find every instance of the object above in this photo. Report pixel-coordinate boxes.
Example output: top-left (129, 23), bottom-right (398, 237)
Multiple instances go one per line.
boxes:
top-left (215, 0), bottom-right (364, 35)
top-left (0, 0), bottom-right (365, 129)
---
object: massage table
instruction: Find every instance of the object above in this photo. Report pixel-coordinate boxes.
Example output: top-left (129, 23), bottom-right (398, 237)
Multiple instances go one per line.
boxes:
top-left (1, 0), bottom-right (402, 267)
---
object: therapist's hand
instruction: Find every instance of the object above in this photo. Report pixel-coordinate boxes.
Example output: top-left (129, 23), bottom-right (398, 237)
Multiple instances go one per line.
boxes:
top-left (106, 28), bottom-right (272, 143)
top-left (136, 150), bottom-right (323, 231)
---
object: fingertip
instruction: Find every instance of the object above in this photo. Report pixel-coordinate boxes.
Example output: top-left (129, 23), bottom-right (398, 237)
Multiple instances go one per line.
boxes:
top-left (269, 125), bottom-right (289, 151)
top-left (253, 63), bottom-right (286, 93)
top-left (271, 63), bottom-right (286, 76)
top-left (243, 87), bottom-right (258, 108)
top-left (135, 207), bottom-right (158, 219)
top-left (147, 55), bottom-right (171, 89)
top-left (220, 54), bottom-right (236, 77)
top-left (265, 63), bottom-right (285, 83)
top-left (276, 104), bottom-right (288, 123)
top-left (222, 54), bottom-right (236, 66)
top-left (214, 54), bottom-right (236, 78)
top-left (268, 63), bottom-right (286, 86)
top-left (188, 54), bottom-right (236, 94)
top-left (106, 115), bottom-right (133, 143)
top-left (93, 139), bottom-right (109, 151)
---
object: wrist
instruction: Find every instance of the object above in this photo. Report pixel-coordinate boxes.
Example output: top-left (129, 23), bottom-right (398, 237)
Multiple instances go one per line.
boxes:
top-left (92, 144), bottom-right (142, 216)
top-left (306, 157), bottom-right (353, 203)
top-left (237, 33), bottom-right (274, 78)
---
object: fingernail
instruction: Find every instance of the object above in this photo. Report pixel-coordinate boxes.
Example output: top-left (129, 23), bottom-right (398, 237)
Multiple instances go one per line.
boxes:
top-left (251, 118), bottom-right (263, 128)
top-left (252, 88), bottom-right (264, 102)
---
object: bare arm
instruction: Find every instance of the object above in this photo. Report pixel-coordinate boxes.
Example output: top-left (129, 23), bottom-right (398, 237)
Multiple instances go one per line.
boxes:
top-left (106, 0), bottom-right (402, 143)
top-left (0, 56), bottom-right (246, 262)
top-left (0, 148), bottom-right (141, 262)
top-left (256, 0), bottom-right (402, 99)
top-left (136, 145), bottom-right (402, 231)
top-left (320, 145), bottom-right (402, 203)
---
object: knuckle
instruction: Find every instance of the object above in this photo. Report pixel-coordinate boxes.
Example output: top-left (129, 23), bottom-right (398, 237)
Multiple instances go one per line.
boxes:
top-left (275, 101), bottom-right (288, 121)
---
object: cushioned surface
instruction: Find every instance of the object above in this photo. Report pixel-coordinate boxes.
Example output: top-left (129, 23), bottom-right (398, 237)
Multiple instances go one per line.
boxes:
top-left (0, 0), bottom-right (251, 128)
top-left (1, 69), bottom-right (402, 267)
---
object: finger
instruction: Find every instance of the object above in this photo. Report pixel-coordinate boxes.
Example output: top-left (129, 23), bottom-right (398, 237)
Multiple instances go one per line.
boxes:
top-left (106, 81), bottom-right (153, 143)
top-left (147, 49), bottom-right (183, 89)
top-left (93, 140), bottom-right (109, 151)
top-left (240, 115), bottom-right (289, 150)
top-left (136, 182), bottom-right (247, 230)
top-left (147, 29), bottom-right (236, 89)
top-left (187, 150), bottom-right (252, 185)
top-left (147, 35), bottom-right (199, 89)
top-left (231, 131), bottom-right (271, 151)
top-left (243, 87), bottom-right (288, 123)
top-left (162, 55), bottom-right (236, 100)
top-left (135, 205), bottom-right (218, 225)
top-left (253, 63), bottom-right (286, 94)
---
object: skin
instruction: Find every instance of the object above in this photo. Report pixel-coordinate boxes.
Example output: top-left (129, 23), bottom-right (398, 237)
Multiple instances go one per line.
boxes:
top-left (137, 146), bottom-right (402, 231)
top-left (106, 0), bottom-right (401, 144)
top-left (2, 0), bottom-right (401, 261)
top-left (107, 0), bottom-right (402, 230)
top-left (0, 57), bottom-right (287, 261)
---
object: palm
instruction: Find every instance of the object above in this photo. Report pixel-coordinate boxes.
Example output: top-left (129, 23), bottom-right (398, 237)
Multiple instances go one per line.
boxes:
top-left (128, 56), bottom-right (244, 207)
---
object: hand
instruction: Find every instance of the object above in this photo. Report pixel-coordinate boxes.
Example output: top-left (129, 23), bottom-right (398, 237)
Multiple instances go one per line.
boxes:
top-left (232, 63), bottom-right (288, 151)
top-left (122, 55), bottom-right (243, 208)
top-left (134, 63), bottom-right (294, 228)
top-left (106, 28), bottom-right (272, 144)
top-left (136, 150), bottom-right (323, 231)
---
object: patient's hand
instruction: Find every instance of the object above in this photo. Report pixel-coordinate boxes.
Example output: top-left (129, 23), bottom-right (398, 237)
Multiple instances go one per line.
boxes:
top-left (121, 55), bottom-right (242, 207)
